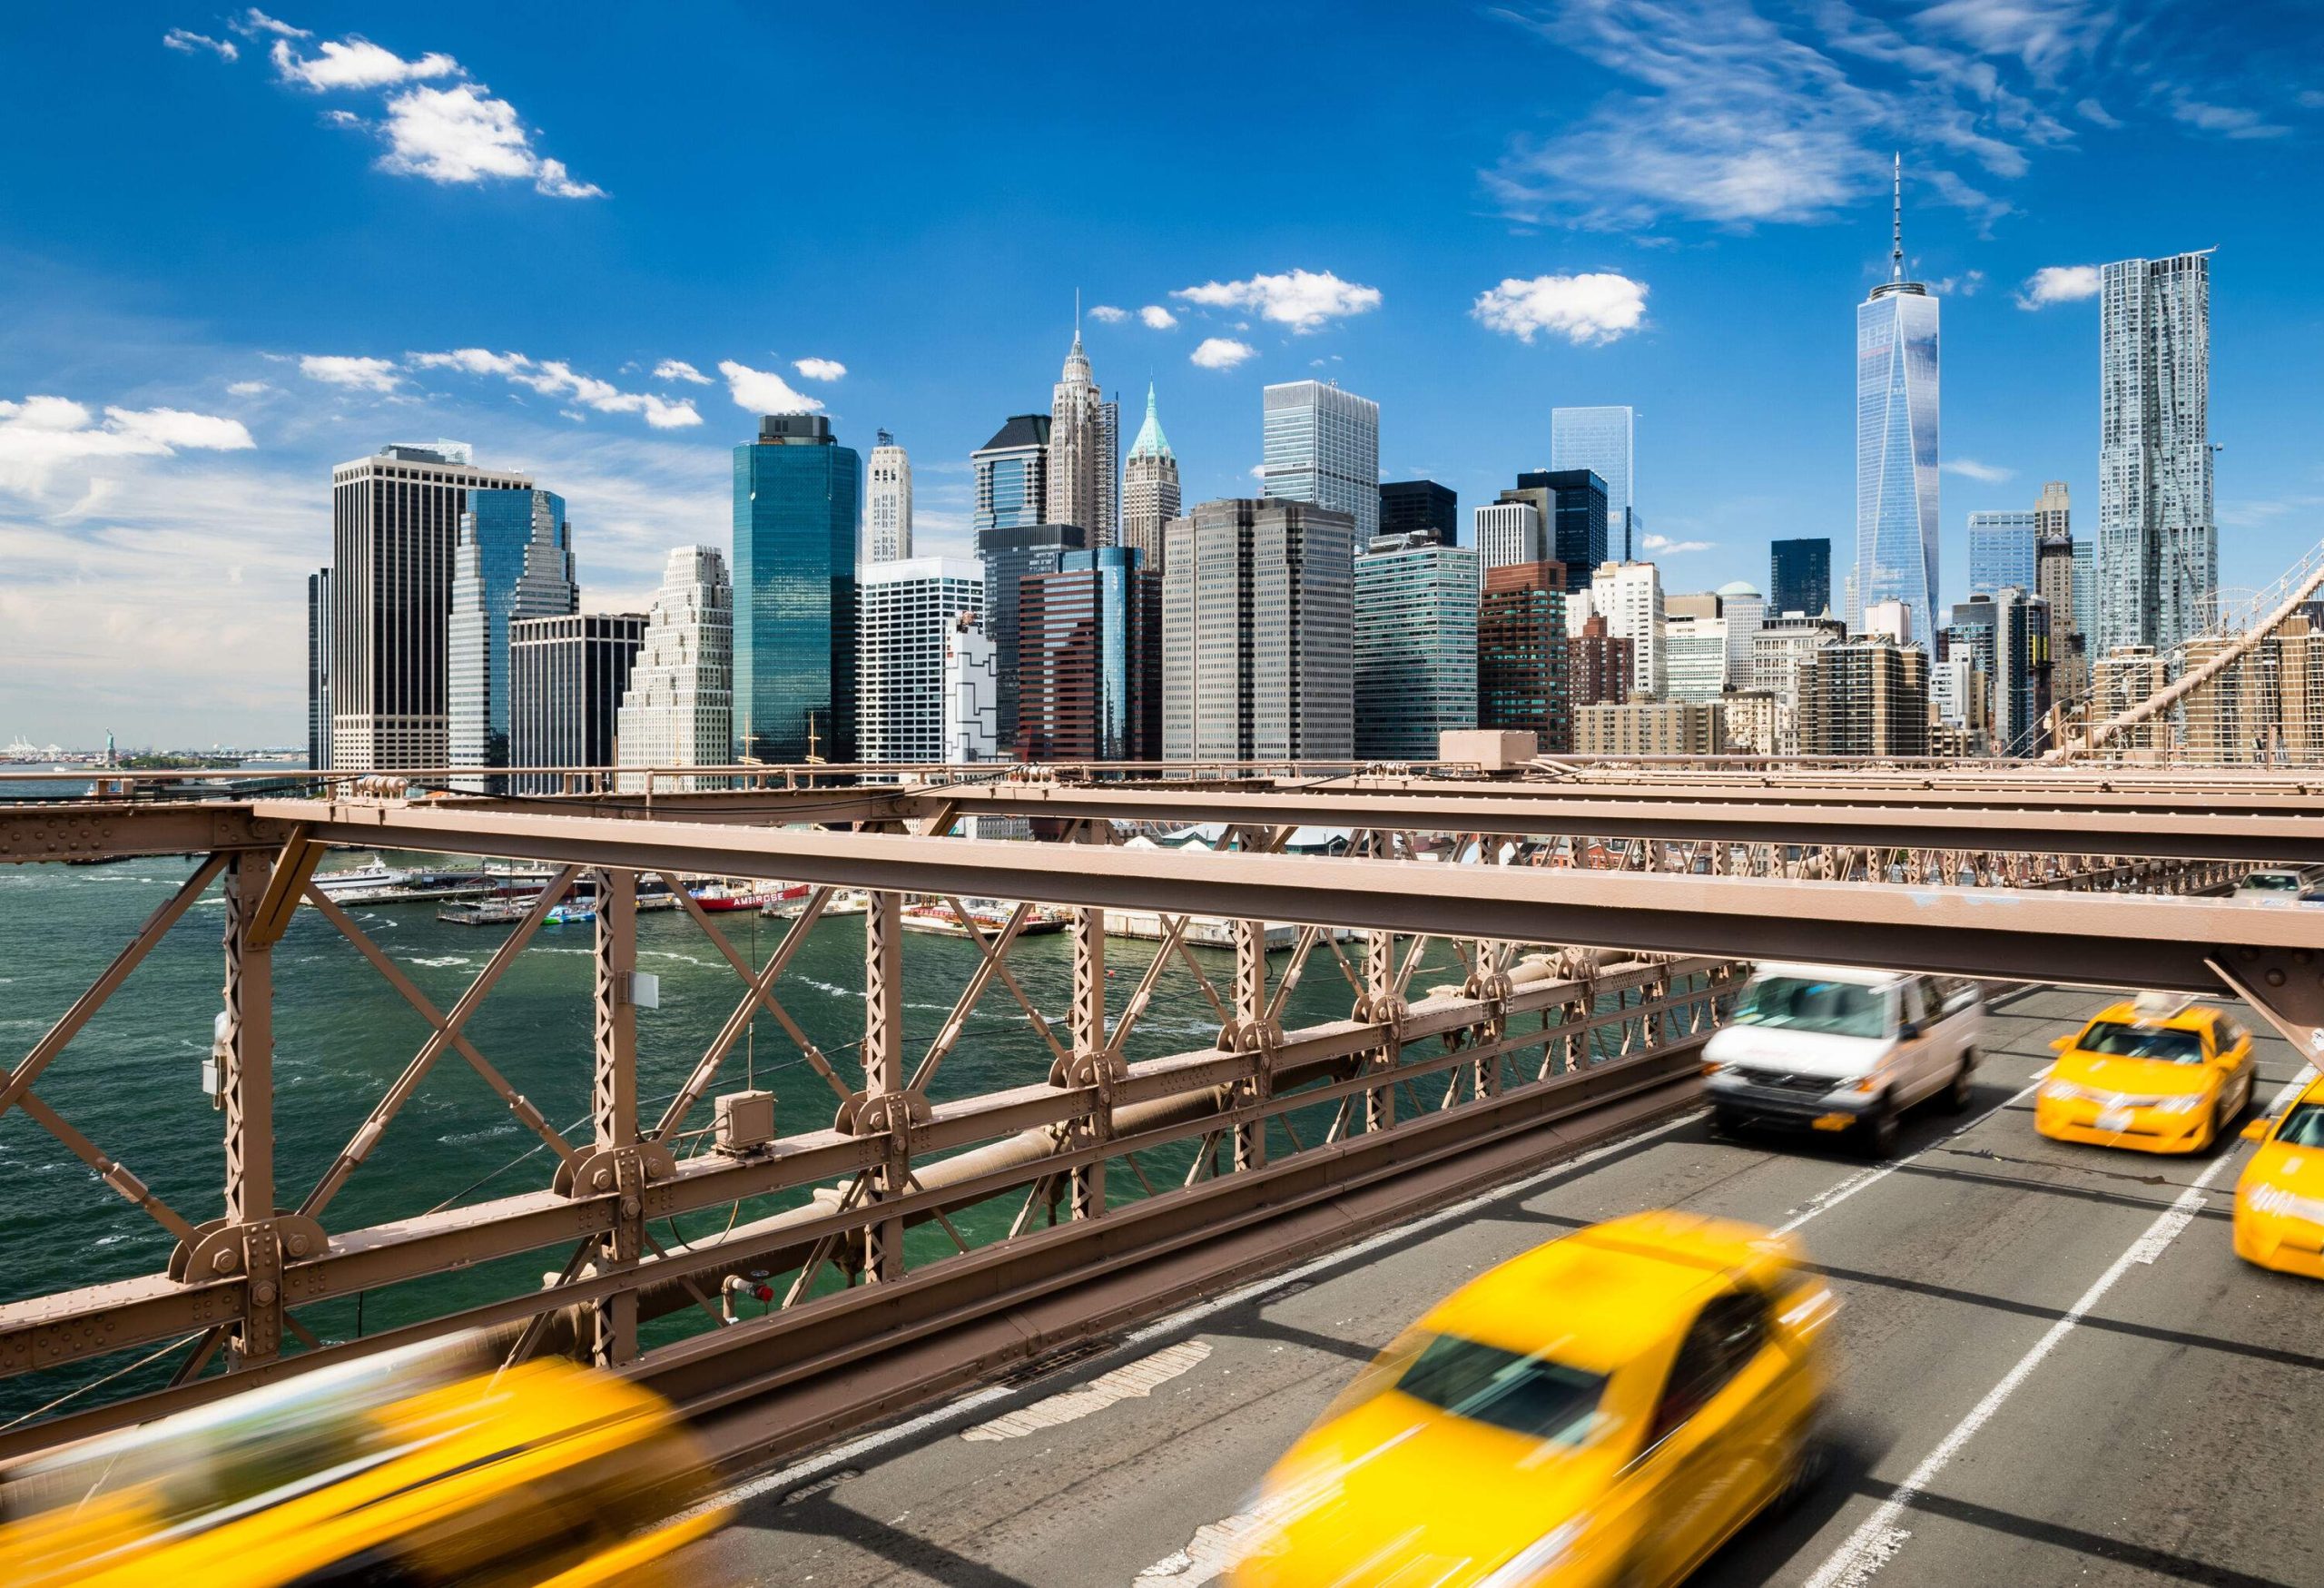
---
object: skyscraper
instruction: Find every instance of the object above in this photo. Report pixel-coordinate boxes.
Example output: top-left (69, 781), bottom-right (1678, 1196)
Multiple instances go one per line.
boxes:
top-left (1018, 547), bottom-right (1162, 761)
top-left (1262, 380), bottom-right (1380, 540)
top-left (1550, 407), bottom-right (1636, 559)
top-left (616, 546), bottom-right (733, 791)
top-left (975, 522), bottom-right (1088, 751)
top-left (1853, 156), bottom-right (1941, 641)
top-left (1162, 498), bottom-right (1354, 761)
top-left (448, 488), bottom-right (576, 791)
top-left (1769, 538), bottom-right (1831, 617)
top-left (943, 613), bottom-right (998, 764)
top-left (733, 413), bottom-right (860, 764)
top-left (1379, 479), bottom-right (1458, 546)
top-left (858, 557), bottom-right (985, 767)
top-left (865, 430), bottom-right (912, 564)
top-left (1048, 330), bottom-right (1119, 547)
top-left (1718, 581), bottom-right (1767, 677)
top-left (1478, 562), bottom-right (1571, 752)
top-left (972, 416), bottom-right (1051, 534)
top-left (1122, 383), bottom-right (1181, 572)
top-left (1966, 510), bottom-right (2037, 598)
top-left (1591, 560), bottom-right (1666, 697)
top-left (330, 442), bottom-right (532, 772)
top-left (508, 613), bottom-right (645, 793)
top-left (2034, 479), bottom-right (2071, 541)
top-left (306, 567), bottom-right (330, 772)
top-left (1799, 639), bottom-right (1929, 757)
top-left (1661, 614), bottom-right (1729, 703)
top-left (1354, 532), bottom-right (1480, 760)
top-left (2099, 251), bottom-right (2213, 657)
top-left (1568, 613), bottom-right (1636, 711)
top-left (1474, 500), bottom-right (1545, 577)
top-left (1501, 471), bottom-right (1606, 591)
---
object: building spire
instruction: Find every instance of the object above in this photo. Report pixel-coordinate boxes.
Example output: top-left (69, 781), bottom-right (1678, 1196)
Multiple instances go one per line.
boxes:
top-left (1891, 152), bottom-right (1904, 282)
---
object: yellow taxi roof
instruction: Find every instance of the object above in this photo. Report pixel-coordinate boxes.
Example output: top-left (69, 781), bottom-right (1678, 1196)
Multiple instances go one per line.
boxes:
top-left (2082, 998), bottom-right (2221, 1035)
top-left (1419, 1210), bottom-right (1794, 1372)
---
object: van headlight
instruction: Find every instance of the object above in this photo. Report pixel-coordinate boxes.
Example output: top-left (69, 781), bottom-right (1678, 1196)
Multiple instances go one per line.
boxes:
top-left (1476, 1520), bottom-right (1583, 1587)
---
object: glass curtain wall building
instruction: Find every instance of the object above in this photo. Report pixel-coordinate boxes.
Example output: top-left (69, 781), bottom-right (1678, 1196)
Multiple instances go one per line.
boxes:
top-left (448, 488), bottom-right (576, 791)
top-left (1853, 163), bottom-right (1940, 640)
top-left (974, 522), bottom-right (1088, 751)
top-left (508, 614), bottom-right (645, 793)
top-left (1353, 533), bottom-right (1480, 761)
top-left (2098, 251), bottom-right (2213, 657)
top-left (1966, 510), bottom-right (2037, 599)
top-left (1770, 538), bottom-right (1832, 617)
top-left (1018, 547), bottom-right (1161, 761)
top-left (971, 416), bottom-right (1051, 535)
top-left (306, 567), bottom-right (331, 771)
top-left (1262, 381), bottom-right (1380, 540)
top-left (1550, 407), bottom-right (1635, 559)
top-left (733, 414), bottom-right (860, 764)
top-left (1379, 479), bottom-right (1458, 546)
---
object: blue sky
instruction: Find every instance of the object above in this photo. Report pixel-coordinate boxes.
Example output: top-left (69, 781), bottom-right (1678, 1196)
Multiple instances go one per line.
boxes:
top-left (4, 1), bottom-right (2320, 745)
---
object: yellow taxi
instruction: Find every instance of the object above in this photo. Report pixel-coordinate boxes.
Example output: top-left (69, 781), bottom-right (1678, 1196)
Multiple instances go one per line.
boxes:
top-left (2035, 994), bottom-right (2257, 1154)
top-left (2234, 1072), bottom-right (2324, 1279)
top-left (0, 1341), bottom-right (728, 1587)
top-left (1227, 1211), bottom-right (1835, 1588)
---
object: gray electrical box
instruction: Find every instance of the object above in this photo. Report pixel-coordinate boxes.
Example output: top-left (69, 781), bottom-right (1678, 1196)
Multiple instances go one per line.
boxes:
top-left (714, 1090), bottom-right (776, 1153)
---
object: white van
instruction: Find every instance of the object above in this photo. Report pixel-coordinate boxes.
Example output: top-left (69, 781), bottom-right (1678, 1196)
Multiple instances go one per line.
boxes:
top-left (2234, 867), bottom-right (2324, 906)
top-left (1702, 963), bottom-right (1985, 1157)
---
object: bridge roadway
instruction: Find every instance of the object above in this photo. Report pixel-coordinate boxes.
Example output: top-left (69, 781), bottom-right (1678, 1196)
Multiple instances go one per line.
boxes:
top-left (671, 985), bottom-right (2322, 1588)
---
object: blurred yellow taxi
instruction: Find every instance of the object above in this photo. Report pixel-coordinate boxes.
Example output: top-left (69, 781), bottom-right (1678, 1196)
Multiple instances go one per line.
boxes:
top-left (2235, 1072), bottom-right (2324, 1279)
top-left (0, 1340), bottom-right (727, 1587)
top-left (2036, 994), bottom-right (2256, 1154)
top-left (1228, 1211), bottom-right (1835, 1588)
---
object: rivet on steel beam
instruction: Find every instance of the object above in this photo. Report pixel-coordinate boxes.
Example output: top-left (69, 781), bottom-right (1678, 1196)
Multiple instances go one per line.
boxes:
top-left (211, 1249), bottom-right (239, 1274)
top-left (2267, 969), bottom-right (2287, 987)
top-left (251, 1281), bottom-right (277, 1306)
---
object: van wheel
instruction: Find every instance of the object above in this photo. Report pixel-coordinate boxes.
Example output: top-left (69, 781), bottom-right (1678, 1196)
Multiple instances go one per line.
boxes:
top-left (1859, 1105), bottom-right (1900, 1159)
top-left (1943, 1048), bottom-right (1976, 1113)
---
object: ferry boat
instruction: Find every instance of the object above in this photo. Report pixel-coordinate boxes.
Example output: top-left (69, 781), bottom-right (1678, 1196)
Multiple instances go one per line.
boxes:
top-left (899, 899), bottom-right (1069, 938)
top-left (686, 880), bottom-right (807, 913)
top-left (761, 888), bottom-right (872, 920)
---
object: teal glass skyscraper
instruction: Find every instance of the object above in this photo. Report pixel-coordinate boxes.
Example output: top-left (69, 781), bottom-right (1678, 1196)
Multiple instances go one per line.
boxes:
top-left (448, 488), bottom-right (576, 791)
top-left (1853, 156), bottom-right (1939, 640)
top-left (734, 414), bottom-right (860, 764)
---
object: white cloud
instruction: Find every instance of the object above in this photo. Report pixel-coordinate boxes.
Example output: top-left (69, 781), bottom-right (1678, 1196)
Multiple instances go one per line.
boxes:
top-left (1088, 305), bottom-right (1128, 323)
top-left (226, 380), bottom-right (271, 396)
top-left (1139, 305), bottom-right (1178, 330)
top-left (229, 8), bottom-right (310, 40)
top-left (1943, 458), bottom-right (2015, 483)
top-left (1189, 338), bottom-right (1256, 370)
top-left (163, 28), bottom-right (238, 61)
top-left (1931, 268), bottom-right (1985, 296)
top-left (718, 360), bottom-right (823, 415)
top-left (0, 396), bottom-right (254, 496)
top-left (653, 360), bottom-right (711, 385)
top-left (791, 357), bottom-right (847, 382)
top-left (1472, 272), bottom-right (1649, 345)
top-left (1173, 270), bottom-right (1382, 332)
top-left (409, 349), bottom-right (700, 428)
top-left (373, 83), bottom-right (601, 196)
top-left (1248, 464), bottom-right (1267, 480)
top-left (2015, 263), bottom-right (2100, 309)
top-left (1641, 533), bottom-right (1713, 555)
top-left (2170, 94), bottom-right (2287, 140)
top-left (2076, 96), bottom-right (2122, 127)
top-left (271, 35), bottom-right (457, 90)
top-left (299, 354), bottom-right (400, 391)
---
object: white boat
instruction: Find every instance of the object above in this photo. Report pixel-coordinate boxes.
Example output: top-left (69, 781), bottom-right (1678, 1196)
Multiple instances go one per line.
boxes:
top-left (311, 857), bottom-right (412, 901)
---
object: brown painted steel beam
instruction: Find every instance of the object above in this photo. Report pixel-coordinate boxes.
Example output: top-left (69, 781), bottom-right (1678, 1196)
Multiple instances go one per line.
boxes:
top-left (0, 802), bottom-right (281, 863)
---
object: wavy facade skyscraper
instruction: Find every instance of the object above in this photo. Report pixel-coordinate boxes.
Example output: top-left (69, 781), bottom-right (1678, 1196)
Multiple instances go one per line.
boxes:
top-left (1853, 156), bottom-right (1940, 643)
top-left (2098, 251), bottom-right (2212, 658)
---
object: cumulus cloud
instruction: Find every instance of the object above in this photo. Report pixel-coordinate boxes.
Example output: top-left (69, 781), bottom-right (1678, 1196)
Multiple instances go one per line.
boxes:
top-left (409, 349), bottom-right (700, 428)
top-left (1189, 338), bottom-right (1256, 371)
top-left (1139, 305), bottom-right (1178, 330)
top-left (299, 354), bottom-right (400, 391)
top-left (653, 360), bottom-right (711, 385)
top-left (370, 83), bottom-right (602, 196)
top-left (718, 360), bottom-right (823, 415)
top-left (791, 357), bottom-right (847, 382)
top-left (1943, 458), bottom-right (2015, 483)
top-left (0, 397), bottom-right (255, 496)
top-left (2015, 263), bottom-right (2100, 309)
top-left (226, 380), bottom-right (271, 396)
top-left (1642, 533), bottom-right (1713, 555)
top-left (271, 35), bottom-right (458, 91)
top-left (1472, 272), bottom-right (1648, 345)
top-left (1088, 305), bottom-right (1128, 323)
top-left (1173, 270), bottom-right (1382, 332)
top-left (163, 28), bottom-right (238, 61)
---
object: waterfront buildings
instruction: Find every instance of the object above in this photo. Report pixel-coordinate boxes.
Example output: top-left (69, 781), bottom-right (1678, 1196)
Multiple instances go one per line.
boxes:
top-left (1798, 638), bottom-right (1929, 756)
top-left (1477, 561), bottom-right (1571, 753)
top-left (858, 557), bottom-right (986, 767)
top-left (1568, 612), bottom-right (1635, 710)
top-left (615, 546), bottom-right (733, 791)
top-left (734, 413), bottom-right (860, 764)
top-left (972, 415), bottom-right (1051, 534)
top-left (1262, 381), bottom-right (1380, 541)
top-left (1853, 158), bottom-right (1941, 640)
top-left (1662, 614), bottom-right (1729, 704)
top-left (1967, 511), bottom-right (2037, 598)
top-left (2098, 251), bottom-right (2214, 657)
top-left (1353, 533), bottom-right (1480, 761)
top-left (975, 522), bottom-right (1088, 750)
top-left (508, 613), bottom-right (644, 792)
top-left (1591, 560), bottom-right (1665, 697)
top-left (865, 430), bottom-right (912, 564)
top-left (1550, 407), bottom-right (1636, 559)
top-left (1474, 500), bottom-right (1545, 577)
top-left (306, 567), bottom-right (330, 771)
top-left (448, 488), bottom-right (576, 791)
top-left (1770, 538), bottom-right (1832, 618)
top-left (1379, 479), bottom-right (1458, 546)
top-left (330, 441), bottom-right (531, 772)
top-left (1048, 331), bottom-right (1118, 547)
top-left (1575, 697), bottom-right (1724, 757)
top-left (1018, 547), bottom-right (1160, 761)
top-left (1161, 498), bottom-right (1354, 761)
top-left (1121, 383), bottom-right (1182, 572)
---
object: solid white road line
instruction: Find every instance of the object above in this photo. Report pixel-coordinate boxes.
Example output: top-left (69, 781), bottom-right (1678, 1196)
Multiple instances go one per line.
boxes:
top-left (1802, 1065), bottom-right (2316, 1588)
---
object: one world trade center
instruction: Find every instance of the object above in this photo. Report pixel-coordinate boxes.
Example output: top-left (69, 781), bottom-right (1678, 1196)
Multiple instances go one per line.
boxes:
top-left (1853, 155), bottom-right (1939, 641)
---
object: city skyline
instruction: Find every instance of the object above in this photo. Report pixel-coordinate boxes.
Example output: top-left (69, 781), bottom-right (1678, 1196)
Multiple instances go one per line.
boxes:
top-left (5, 4), bottom-right (2322, 742)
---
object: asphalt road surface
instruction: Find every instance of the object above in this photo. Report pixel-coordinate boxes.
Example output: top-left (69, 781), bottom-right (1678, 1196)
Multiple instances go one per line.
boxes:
top-left (678, 987), bottom-right (2321, 1588)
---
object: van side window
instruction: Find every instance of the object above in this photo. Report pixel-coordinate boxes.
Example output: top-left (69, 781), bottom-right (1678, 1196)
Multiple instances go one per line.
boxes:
top-left (1897, 980), bottom-right (1927, 1029)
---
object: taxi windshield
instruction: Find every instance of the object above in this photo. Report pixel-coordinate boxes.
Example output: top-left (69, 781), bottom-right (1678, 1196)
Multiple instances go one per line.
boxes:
top-left (1730, 976), bottom-right (1888, 1040)
top-left (2277, 1103), bottom-right (2324, 1148)
top-left (2242, 873), bottom-right (2302, 892)
top-left (1393, 1334), bottom-right (1607, 1445)
top-left (2077, 1021), bottom-right (2206, 1064)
